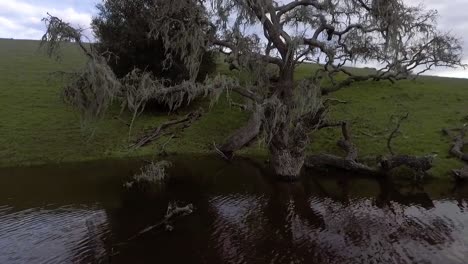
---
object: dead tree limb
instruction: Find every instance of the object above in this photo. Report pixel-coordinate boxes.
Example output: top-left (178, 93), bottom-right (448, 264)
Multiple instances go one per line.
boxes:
top-left (305, 154), bottom-right (378, 175)
top-left (382, 113), bottom-right (433, 174)
top-left (131, 111), bottom-right (202, 149)
top-left (380, 155), bottom-right (433, 172)
top-left (305, 121), bottom-right (433, 176)
top-left (130, 203), bottom-right (194, 240)
top-left (443, 126), bottom-right (468, 181)
top-left (338, 122), bottom-right (358, 161)
top-left (305, 122), bottom-right (379, 175)
top-left (387, 113), bottom-right (409, 155)
top-left (443, 126), bottom-right (468, 162)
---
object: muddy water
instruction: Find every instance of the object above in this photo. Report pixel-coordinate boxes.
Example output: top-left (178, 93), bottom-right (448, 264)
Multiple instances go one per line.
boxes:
top-left (1, 156), bottom-right (468, 264)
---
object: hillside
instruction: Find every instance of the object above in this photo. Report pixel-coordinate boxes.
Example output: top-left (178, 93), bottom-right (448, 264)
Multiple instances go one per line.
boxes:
top-left (0, 38), bottom-right (467, 177)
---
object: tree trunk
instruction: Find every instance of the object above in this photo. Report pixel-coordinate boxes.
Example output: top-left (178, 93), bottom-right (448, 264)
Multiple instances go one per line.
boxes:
top-left (267, 67), bottom-right (309, 180)
top-left (219, 65), bottom-right (312, 179)
top-left (269, 144), bottom-right (305, 180)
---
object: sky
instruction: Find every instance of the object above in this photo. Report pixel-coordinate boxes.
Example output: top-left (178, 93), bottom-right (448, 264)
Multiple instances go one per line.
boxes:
top-left (0, 0), bottom-right (467, 78)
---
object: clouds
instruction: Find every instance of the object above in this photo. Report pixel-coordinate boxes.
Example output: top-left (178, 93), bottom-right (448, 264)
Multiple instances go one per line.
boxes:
top-left (0, 0), bottom-right (466, 78)
top-left (0, 0), bottom-right (95, 40)
top-left (403, 0), bottom-right (468, 78)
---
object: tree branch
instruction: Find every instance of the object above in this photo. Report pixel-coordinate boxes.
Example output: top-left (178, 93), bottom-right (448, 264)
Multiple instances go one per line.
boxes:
top-left (387, 113), bottom-right (409, 156)
top-left (276, 0), bottom-right (325, 17)
top-left (212, 38), bottom-right (283, 66)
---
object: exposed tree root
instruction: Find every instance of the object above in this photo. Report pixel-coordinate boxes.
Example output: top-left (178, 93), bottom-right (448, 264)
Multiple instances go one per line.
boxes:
top-left (131, 110), bottom-right (202, 149)
top-left (215, 105), bottom-right (264, 160)
top-left (305, 121), bottom-right (433, 176)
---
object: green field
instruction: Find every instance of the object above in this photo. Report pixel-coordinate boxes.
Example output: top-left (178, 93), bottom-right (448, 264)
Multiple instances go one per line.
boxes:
top-left (0, 38), bottom-right (467, 177)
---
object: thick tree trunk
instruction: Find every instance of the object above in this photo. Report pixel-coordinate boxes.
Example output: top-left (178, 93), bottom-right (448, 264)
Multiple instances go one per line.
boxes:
top-left (268, 67), bottom-right (309, 180)
top-left (270, 144), bottom-right (305, 180)
top-left (268, 120), bottom-right (317, 179)
top-left (218, 66), bottom-right (314, 180)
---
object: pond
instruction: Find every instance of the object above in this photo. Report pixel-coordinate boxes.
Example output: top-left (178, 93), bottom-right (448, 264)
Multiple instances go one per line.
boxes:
top-left (1, 156), bottom-right (468, 264)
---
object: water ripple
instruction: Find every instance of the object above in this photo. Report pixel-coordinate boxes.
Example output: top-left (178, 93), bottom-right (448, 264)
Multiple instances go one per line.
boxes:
top-left (0, 205), bottom-right (109, 264)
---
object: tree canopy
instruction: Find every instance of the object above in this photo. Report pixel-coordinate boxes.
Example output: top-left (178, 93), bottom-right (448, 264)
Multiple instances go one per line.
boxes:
top-left (92, 0), bottom-right (216, 82)
top-left (41, 0), bottom-right (465, 179)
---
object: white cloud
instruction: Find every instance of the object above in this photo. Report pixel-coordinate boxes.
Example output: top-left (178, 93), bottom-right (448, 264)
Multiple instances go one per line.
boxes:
top-left (0, 0), bottom-right (93, 40)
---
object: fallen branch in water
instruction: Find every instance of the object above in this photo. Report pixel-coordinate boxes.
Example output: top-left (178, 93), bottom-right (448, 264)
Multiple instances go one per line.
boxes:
top-left (129, 202), bottom-right (194, 240)
top-left (131, 110), bottom-right (202, 149)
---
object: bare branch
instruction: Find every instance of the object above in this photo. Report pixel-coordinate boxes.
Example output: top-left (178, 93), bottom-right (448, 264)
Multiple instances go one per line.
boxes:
top-left (131, 111), bottom-right (202, 149)
top-left (387, 113), bottom-right (409, 156)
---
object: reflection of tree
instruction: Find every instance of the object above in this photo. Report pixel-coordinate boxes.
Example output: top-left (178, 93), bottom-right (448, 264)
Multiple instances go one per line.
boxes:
top-left (206, 160), bottom-right (329, 264)
top-left (304, 174), bottom-right (458, 263)
top-left (375, 178), bottom-right (435, 209)
top-left (451, 182), bottom-right (468, 212)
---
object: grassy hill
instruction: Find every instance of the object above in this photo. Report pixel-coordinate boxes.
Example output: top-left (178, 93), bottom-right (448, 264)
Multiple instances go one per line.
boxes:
top-left (0, 38), bottom-right (467, 177)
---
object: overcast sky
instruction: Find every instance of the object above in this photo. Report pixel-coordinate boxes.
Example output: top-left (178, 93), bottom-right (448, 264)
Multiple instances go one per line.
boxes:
top-left (1, 0), bottom-right (467, 78)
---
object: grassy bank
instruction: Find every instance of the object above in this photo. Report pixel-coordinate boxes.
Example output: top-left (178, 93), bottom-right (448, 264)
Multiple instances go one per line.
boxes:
top-left (0, 39), bottom-right (467, 177)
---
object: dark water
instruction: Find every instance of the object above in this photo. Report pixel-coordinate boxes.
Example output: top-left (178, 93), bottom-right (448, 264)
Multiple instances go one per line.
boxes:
top-left (1, 156), bottom-right (468, 264)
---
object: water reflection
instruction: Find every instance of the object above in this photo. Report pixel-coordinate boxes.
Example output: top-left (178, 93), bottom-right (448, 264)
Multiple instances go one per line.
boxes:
top-left (1, 157), bottom-right (468, 263)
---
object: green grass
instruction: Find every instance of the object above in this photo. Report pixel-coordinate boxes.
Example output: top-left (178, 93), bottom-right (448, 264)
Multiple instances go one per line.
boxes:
top-left (0, 39), bottom-right (248, 167)
top-left (0, 38), bottom-right (467, 178)
top-left (316, 76), bottom-right (468, 177)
